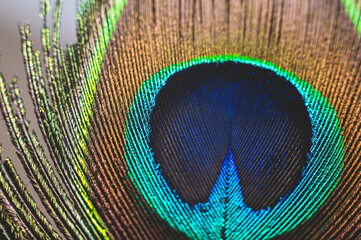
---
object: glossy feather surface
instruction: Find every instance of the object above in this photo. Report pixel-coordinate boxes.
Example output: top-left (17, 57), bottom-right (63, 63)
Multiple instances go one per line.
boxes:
top-left (0, 0), bottom-right (360, 239)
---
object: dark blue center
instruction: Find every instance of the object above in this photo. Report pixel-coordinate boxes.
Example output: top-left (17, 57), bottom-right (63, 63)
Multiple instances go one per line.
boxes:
top-left (149, 62), bottom-right (312, 210)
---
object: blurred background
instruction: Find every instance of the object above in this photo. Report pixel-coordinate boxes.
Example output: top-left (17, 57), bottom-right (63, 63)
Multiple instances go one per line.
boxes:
top-left (0, 2), bottom-right (77, 224)
top-left (0, 0), bottom-right (77, 161)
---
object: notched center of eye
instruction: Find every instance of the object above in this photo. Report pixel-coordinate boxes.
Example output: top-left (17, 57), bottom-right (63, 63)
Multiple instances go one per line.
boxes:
top-left (149, 62), bottom-right (312, 211)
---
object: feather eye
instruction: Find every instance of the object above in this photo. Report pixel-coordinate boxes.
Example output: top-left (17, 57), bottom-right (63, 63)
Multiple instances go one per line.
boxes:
top-left (0, 0), bottom-right (360, 240)
top-left (125, 56), bottom-right (344, 239)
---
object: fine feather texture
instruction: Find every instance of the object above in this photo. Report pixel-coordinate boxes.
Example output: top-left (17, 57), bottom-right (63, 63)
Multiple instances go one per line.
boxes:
top-left (0, 0), bottom-right (360, 239)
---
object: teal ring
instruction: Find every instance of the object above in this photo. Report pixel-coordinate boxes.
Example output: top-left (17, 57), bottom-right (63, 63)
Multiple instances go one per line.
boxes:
top-left (125, 55), bottom-right (344, 239)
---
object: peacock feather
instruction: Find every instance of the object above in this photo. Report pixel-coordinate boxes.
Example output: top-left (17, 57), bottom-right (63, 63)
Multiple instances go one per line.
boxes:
top-left (0, 0), bottom-right (360, 239)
